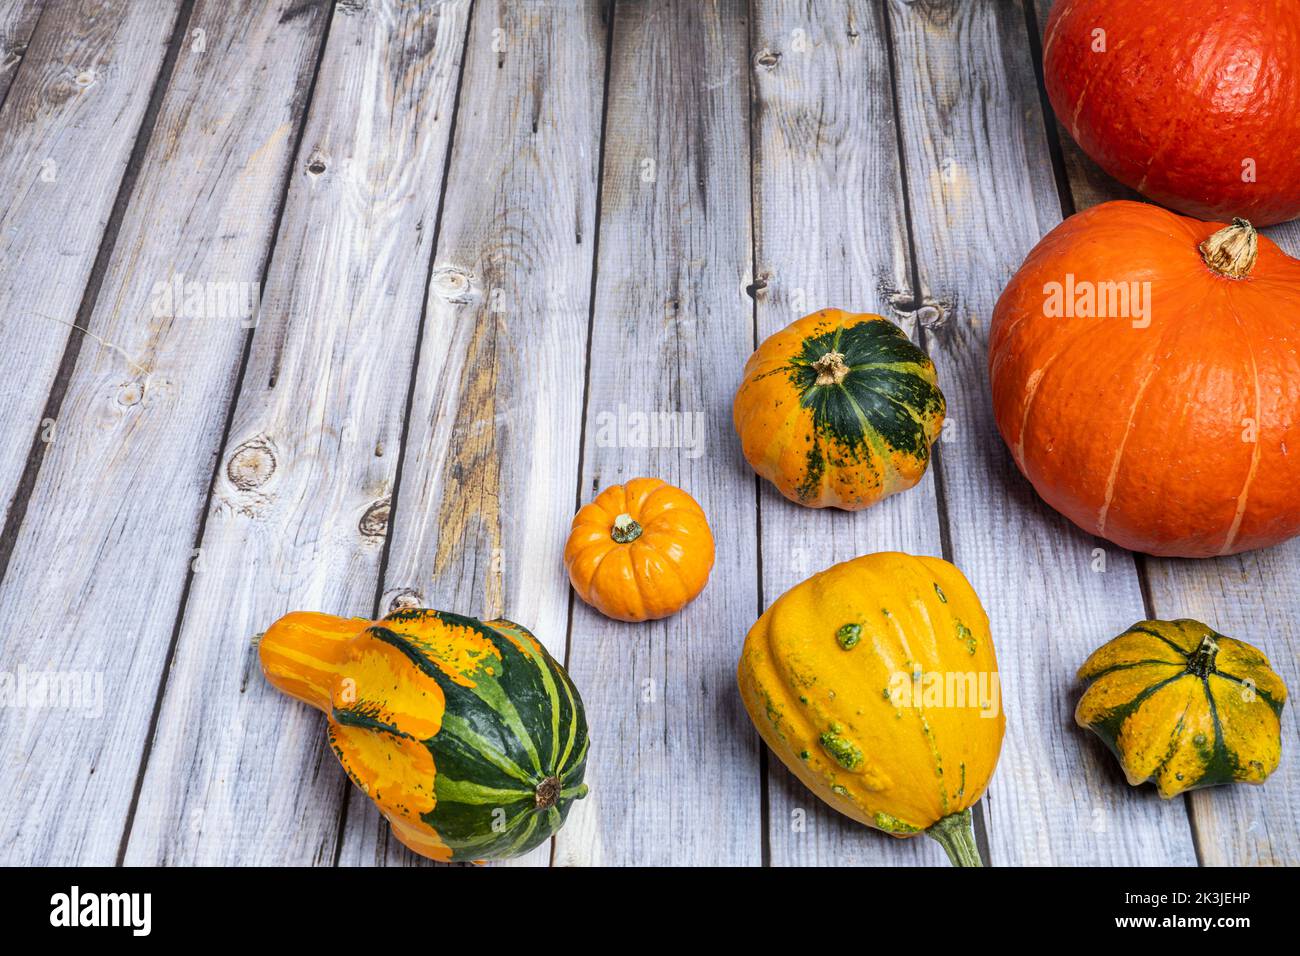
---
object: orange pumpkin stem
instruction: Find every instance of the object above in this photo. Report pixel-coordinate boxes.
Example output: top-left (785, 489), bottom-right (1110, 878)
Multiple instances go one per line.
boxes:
top-left (1199, 218), bottom-right (1258, 279)
top-left (812, 350), bottom-right (850, 386)
top-left (611, 512), bottom-right (642, 543)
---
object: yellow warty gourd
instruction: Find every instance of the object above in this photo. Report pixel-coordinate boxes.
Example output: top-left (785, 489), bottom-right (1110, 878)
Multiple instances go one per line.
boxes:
top-left (738, 552), bottom-right (1004, 866)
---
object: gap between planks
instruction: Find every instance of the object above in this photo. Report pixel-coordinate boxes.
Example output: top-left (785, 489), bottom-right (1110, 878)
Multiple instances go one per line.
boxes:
top-left (555, 0), bottom-right (618, 869)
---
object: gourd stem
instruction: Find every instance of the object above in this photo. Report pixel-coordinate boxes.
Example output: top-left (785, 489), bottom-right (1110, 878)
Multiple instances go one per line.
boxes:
top-left (812, 350), bottom-right (850, 386)
top-left (1199, 218), bottom-right (1257, 279)
top-left (611, 512), bottom-right (642, 543)
top-left (925, 808), bottom-right (984, 867)
top-left (1186, 634), bottom-right (1220, 678)
top-left (534, 776), bottom-right (561, 809)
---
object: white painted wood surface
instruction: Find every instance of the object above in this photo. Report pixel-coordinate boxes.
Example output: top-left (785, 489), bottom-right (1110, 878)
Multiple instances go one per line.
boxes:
top-left (886, 0), bottom-right (1196, 865)
top-left (1153, 225), bottom-right (1300, 868)
top-left (0, 0), bottom-right (45, 105)
top-left (0, 0), bottom-right (328, 865)
top-left (554, 0), bottom-right (762, 867)
top-left (0, 0), bottom-right (1294, 866)
top-left (751, 0), bottom-right (946, 866)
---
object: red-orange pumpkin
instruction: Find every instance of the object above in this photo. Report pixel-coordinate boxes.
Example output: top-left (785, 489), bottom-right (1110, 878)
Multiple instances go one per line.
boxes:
top-left (1043, 0), bottom-right (1300, 226)
top-left (989, 200), bottom-right (1300, 558)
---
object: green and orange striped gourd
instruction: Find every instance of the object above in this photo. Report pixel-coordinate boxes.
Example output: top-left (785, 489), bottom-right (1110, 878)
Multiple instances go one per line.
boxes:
top-left (259, 607), bottom-right (589, 862)
top-left (733, 309), bottom-right (945, 510)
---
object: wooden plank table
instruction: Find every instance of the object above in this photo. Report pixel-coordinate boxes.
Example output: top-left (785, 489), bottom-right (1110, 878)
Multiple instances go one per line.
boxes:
top-left (0, 0), bottom-right (1294, 867)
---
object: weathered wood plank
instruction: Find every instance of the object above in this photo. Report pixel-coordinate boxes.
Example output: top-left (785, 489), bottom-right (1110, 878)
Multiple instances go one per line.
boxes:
top-left (0, 0), bottom-right (328, 866)
top-left (0, 0), bottom-right (181, 547)
top-left (550, 0), bottom-right (760, 867)
top-left (335, 0), bottom-right (607, 867)
top-left (123, 0), bottom-right (472, 866)
top-left (0, 0), bottom-right (45, 106)
top-left (750, 0), bottom-right (947, 865)
top-left (886, 0), bottom-right (1197, 864)
top-left (1031, 0), bottom-right (1300, 869)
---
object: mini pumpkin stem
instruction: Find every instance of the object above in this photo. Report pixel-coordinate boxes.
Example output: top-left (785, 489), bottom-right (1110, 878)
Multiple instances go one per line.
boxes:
top-left (812, 350), bottom-right (850, 386)
top-left (610, 512), bottom-right (643, 543)
top-left (1199, 218), bottom-right (1258, 279)
top-left (925, 807), bottom-right (984, 867)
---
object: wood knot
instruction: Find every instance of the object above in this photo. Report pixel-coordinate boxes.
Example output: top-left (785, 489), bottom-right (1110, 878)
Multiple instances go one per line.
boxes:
top-left (387, 588), bottom-right (424, 612)
top-left (116, 382), bottom-right (144, 407)
top-left (889, 295), bottom-right (946, 331)
top-left (305, 148), bottom-right (328, 177)
top-left (0, 45), bottom-right (24, 76)
top-left (915, 302), bottom-right (945, 329)
top-left (359, 496), bottom-right (390, 538)
top-left (430, 265), bottom-right (475, 304)
top-left (755, 49), bottom-right (781, 70)
top-left (227, 436), bottom-right (276, 490)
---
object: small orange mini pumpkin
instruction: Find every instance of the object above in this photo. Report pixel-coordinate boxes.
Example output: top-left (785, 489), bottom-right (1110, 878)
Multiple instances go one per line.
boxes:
top-left (564, 477), bottom-right (714, 622)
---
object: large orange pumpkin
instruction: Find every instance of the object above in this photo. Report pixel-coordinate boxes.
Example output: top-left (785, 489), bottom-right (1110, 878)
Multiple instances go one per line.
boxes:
top-left (989, 200), bottom-right (1300, 557)
top-left (1043, 0), bottom-right (1300, 226)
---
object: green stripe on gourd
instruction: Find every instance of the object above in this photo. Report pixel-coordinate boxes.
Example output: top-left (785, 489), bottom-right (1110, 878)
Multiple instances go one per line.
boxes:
top-left (1083, 668), bottom-right (1187, 753)
top-left (1100, 675), bottom-right (1252, 794)
top-left (474, 615), bottom-right (567, 770)
top-left (365, 624), bottom-right (539, 786)
top-left (440, 614), bottom-right (553, 771)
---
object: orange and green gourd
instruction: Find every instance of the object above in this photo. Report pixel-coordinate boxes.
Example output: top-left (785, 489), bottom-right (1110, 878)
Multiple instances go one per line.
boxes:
top-left (737, 552), bottom-right (1004, 866)
top-left (259, 608), bottom-right (589, 862)
top-left (1077, 619), bottom-right (1287, 798)
top-left (733, 309), bottom-right (945, 510)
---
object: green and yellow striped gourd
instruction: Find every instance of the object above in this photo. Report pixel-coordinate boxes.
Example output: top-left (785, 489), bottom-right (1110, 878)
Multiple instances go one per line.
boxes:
top-left (1077, 619), bottom-right (1287, 797)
